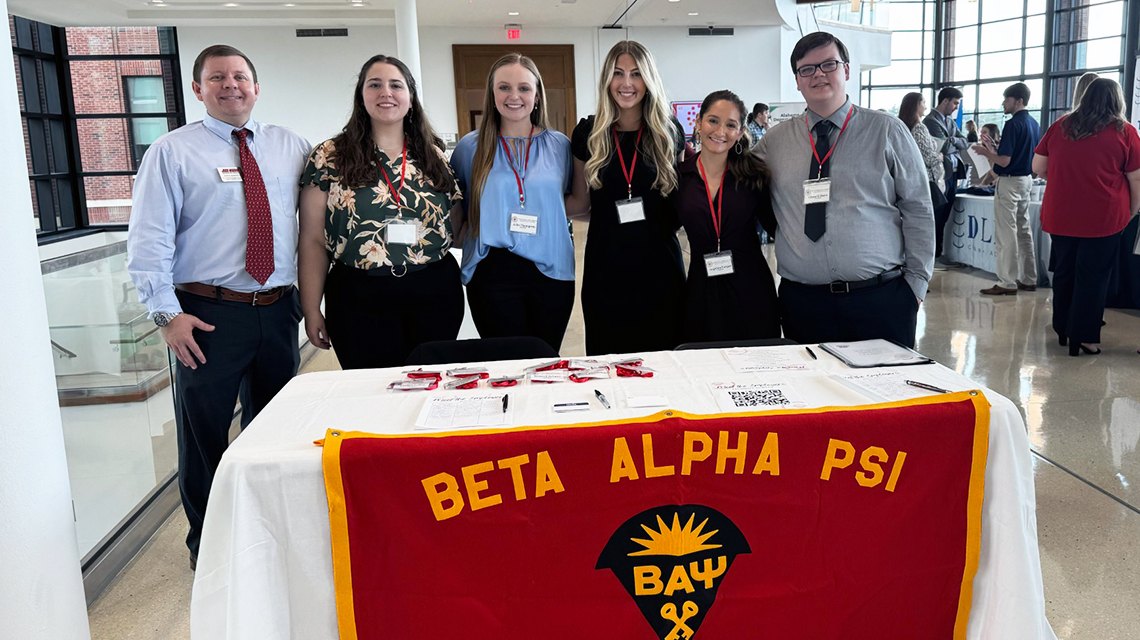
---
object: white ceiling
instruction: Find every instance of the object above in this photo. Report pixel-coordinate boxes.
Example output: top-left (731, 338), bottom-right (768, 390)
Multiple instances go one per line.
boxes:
top-left (6, 0), bottom-right (788, 29)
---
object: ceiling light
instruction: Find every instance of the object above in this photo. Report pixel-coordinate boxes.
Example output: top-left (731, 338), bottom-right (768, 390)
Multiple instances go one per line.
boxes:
top-left (688, 12), bottom-right (698, 15)
top-left (508, 11), bottom-right (519, 16)
top-left (224, 2), bottom-right (239, 6)
top-left (669, 0), bottom-right (680, 2)
top-left (284, 2), bottom-right (295, 5)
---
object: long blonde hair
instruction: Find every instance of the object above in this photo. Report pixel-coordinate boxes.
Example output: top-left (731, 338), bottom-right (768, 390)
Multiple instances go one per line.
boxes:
top-left (585, 41), bottom-right (679, 196)
top-left (1070, 71), bottom-right (1099, 111)
top-left (467, 53), bottom-right (551, 235)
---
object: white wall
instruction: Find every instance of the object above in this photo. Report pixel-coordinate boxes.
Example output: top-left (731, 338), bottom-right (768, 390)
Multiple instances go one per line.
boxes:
top-left (175, 24), bottom-right (792, 144)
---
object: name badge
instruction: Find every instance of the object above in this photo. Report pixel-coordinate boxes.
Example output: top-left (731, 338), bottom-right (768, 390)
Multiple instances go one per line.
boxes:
top-left (616, 197), bottom-right (646, 224)
top-left (218, 167), bottom-right (242, 183)
top-left (803, 178), bottom-right (831, 205)
top-left (509, 212), bottom-right (539, 235)
top-left (703, 250), bottom-right (734, 277)
top-left (386, 220), bottom-right (417, 245)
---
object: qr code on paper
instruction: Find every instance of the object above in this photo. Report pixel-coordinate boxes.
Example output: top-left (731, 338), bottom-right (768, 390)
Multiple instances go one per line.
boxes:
top-left (727, 388), bottom-right (791, 408)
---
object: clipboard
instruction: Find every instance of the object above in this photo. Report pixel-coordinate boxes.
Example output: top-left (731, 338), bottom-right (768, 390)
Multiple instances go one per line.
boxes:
top-left (818, 339), bottom-right (935, 368)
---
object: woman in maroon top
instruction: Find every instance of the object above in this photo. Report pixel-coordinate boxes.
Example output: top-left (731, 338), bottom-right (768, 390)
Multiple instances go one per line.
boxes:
top-left (1033, 78), bottom-right (1140, 356)
top-left (671, 90), bottom-right (779, 342)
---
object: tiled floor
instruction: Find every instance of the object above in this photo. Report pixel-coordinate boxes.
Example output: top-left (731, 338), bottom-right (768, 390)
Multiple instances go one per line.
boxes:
top-left (87, 227), bottom-right (1140, 639)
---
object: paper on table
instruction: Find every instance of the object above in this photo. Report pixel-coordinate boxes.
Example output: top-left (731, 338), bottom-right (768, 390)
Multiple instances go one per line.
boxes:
top-left (626, 395), bottom-right (669, 409)
top-left (723, 347), bottom-right (811, 373)
top-left (709, 381), bottom-right (808, 412)
top-left (414, 394), bottom-right (512, 430)
top-left (967, 146), bottom-right (991, 179)
top-left (830, 371), bottom-right (933, 403)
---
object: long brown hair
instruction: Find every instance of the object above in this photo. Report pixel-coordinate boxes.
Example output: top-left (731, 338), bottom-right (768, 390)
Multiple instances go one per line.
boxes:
top-left (585, 41), bottom-right (678, 196)
top-left (1062, 77), bottom-right (1128, 141)
top-left (466, 53), bottom-right (551, 234)
top-left (330, 55), bottom-right (453, 193)
top-left (898, 92), bottom-right (924, 130)
top-left (697, 90), bottom-right (769, 191)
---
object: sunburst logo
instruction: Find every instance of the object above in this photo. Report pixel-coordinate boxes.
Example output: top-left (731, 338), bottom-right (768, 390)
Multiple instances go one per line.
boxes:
top-left (597, 505), bottom-right (750, 640)
top-left (630, 514), bottom-right (721, 557)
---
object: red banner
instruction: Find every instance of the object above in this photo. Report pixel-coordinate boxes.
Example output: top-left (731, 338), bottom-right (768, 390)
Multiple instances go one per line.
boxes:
top-left (323, 393), bottom-right (989, 640)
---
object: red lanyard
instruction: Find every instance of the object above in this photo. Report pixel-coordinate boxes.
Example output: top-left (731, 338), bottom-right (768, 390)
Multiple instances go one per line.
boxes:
top-left (697, 155), bottom-right (727, 253)
top-left (499, 126), bottom-right (535, 208)
top-left (379, 142), bottom-right (407, 209)
top-left (804, 106), bottom-right (855, 179)
top-left (612, 126), bottom-right (643, 201)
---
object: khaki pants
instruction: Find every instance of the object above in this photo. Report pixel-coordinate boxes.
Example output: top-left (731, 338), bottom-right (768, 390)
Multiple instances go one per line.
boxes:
top-left (993, 175), bottom-right (1037, 289)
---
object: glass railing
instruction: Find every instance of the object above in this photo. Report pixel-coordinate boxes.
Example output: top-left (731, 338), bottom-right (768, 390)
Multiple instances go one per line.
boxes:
top-left (41, 240), bottom-right (177, 558)
top-left (813, 0), bottom-right (891, 29)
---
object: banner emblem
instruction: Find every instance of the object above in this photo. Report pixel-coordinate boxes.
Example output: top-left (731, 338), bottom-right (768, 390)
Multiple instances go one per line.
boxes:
top-left (597, 505), bottom-right (750, 639)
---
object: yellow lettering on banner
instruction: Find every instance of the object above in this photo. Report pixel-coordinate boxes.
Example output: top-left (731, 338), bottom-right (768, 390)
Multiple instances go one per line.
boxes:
top-left (643, 433), bottom-right (675, 478)
top-left (461, 461), bottom-right (502, 511)
top-left (534, 451), bottom-right (565, 497)
top-left (885, 451), bottom-right (907, 492)
top-left (856, 446), bottom-right (888, 488)
top-left (716, 431), bottom-right (748, 474)
top-left (752, 432), bottom-right (780, 476)
top-left (496, 454), bottom-right (530, 501)
top-left (820, 439), bottom-right (855, 481)
top-left (611, 437), bottom-right (640, 483)
top-left (422, 472), bottom-right (465, 521)
top-left (664, 565), bottom-right (696, 596)
top-left (634, 566), bottom-right (663, 595)
top-left (690, 556), bottom-right (727, 589)
top-left (682, 431), bottom-right (713, 475)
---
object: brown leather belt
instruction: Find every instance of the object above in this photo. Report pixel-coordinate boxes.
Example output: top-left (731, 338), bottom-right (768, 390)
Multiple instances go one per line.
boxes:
top-left (175, 282), bottom-right (288, 306)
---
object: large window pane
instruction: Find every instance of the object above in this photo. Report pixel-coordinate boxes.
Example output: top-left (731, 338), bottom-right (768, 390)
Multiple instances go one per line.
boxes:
top-left (1085, 37), bottom-right (1123, 69)
top-left (892, 31), bottom-right (925, 57)
top-left (980, 51), bottom-right (1023, 79)
top-left (65, 26), bottom-right (175, 56)
top-left (890, 3), bottom-right (926, 30)
top-left (76, 116), bottom-right (179, 173)
top-left (947, 0), bottom-right (979, 27)
top-left (1027, 0), bottom-right (1046, 14)
top-left (982, 0), bottom-right (1023, 23)
top-left (1026, 15), bottom-right (1046, 48)
top-left (1025, 47), bottom-right (1045, 76)
top-left (868, 60), bottom-right (924, 86)
top-left (947, 26), bottom-right (979, 57)
top-left (981, 18), bottom-right (1023, 53)
top-left (84, 175), bottom-right (137, 225)
top-left (70, 60), bottom-right (177, 115)
top-left (948, 55), bottom-right (978, 83)
top-left (1088, 2), bottom-right (1126, 40)
top-left (867, 88), bottom-right (915, 115)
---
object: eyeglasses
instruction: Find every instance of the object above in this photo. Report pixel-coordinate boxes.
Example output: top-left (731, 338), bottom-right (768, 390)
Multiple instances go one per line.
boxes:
top-left (796, 59), bottom-right (845, 78)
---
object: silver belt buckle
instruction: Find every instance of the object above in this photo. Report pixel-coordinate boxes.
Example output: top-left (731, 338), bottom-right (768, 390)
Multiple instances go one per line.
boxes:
top-left (250, 290), bottom-right (260, 306)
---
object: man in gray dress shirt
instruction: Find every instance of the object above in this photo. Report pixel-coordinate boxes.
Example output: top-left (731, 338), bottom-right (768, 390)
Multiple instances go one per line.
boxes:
top-left (754, 32), bottom-right (934, 348)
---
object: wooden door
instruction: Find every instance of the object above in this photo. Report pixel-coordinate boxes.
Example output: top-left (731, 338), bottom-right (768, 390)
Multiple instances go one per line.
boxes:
top-left (452, 44), bottom-right (577, 138)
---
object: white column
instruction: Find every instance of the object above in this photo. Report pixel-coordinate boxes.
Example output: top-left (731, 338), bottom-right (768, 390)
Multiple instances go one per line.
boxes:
top-left (395, 0), bottom-right (424, 97)
top-left (0, 1), bottom-right (93, 637)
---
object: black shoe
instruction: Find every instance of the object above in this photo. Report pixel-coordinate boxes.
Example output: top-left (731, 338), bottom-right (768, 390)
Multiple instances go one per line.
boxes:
top-left (190, 552), bottom-right (197, 572)
top-left (1017, 282), bottom-right (1037, 292)
top-left (1057, 334), bottom-right (1067, 347)
top-left (1069, 343), bottom-right (1101, 356)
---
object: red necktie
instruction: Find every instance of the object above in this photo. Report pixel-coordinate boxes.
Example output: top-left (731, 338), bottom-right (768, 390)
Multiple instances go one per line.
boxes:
top-left (233, 128), bottom-right (274, 285)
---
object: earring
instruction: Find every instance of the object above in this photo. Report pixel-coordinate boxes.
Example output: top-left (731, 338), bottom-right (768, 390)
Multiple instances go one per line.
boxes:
top-left (734, 139), bottom-right (744, 154)
top-left (695, 131), bottom-right (701, 145)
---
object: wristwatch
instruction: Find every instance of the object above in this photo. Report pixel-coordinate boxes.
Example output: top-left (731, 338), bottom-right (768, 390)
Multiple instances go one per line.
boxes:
top-left (153, 312), bottom-right (181, 327)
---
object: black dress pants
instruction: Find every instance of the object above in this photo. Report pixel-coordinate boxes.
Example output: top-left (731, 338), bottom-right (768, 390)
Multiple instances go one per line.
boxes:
top-left (466, 248), bottom-right (576, 352)
top-left (174, 286), bottom-right (301, 556)
top-left (780, 275), bottom-right (920, 348)
top-left (324, 255), bottom-right (465, 370)
top-left (934, 159), bottom-right (957, 258)
top-left (1050, 233), bottom-right (1120, 344)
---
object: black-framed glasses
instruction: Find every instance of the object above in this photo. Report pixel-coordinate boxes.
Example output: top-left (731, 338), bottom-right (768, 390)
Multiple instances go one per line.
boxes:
top-left (796, 59), bottom-right (845, 77)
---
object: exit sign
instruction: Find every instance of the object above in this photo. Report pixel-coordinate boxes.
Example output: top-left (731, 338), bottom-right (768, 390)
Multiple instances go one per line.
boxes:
top-left (507, 28), bottom-right (521, 40)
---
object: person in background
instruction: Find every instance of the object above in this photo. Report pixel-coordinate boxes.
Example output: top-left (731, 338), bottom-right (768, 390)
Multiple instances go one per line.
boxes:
top-left (968, 122), bottom-right (1001, 186)
top-left (566, 40), bottom-right (687, 355)
top-left (965, 119), bottom-right (979, 143)
top-left (126, 45), bottom-right (311, 570)
top-left (972, 82), bottom-right (1041, 296)
top-left (450, 53), bottom-right (575, 352)
top-left (1033, 78), bottom-right (1140, 356)
top-left (297, 55), bottom-right (463, 370)
top-left (755, 31), bottom-right (933, 348)
top-left (900, 93), bottom-right (947, 249)
top-left (924, 86), bottom-right (969, 268)
top-left (1071, 72), bottom-right (1099, 110)
top-left (673, 90), bottom-right (779, 342)
top-left (747, 102), bottom-right (770, 147)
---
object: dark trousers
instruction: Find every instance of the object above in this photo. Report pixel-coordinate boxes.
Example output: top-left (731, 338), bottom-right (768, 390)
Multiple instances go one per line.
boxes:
top-left (324, 255), bottom-right (465, 369)
top-left (466, 248), bottom-right (576, 352)
top-left (780, 275), bottom-right (920, 348)
top-left (934, 164), bottom-right (958, 257)
top-left (174, 286), bottom-right (301, 556)
top-left (1050, 233), bottom-right (1121, 344)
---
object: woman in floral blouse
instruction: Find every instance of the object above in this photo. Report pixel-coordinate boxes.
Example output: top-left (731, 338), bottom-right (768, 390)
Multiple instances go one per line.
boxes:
top-left (298, 55), bottom-right (463, 369)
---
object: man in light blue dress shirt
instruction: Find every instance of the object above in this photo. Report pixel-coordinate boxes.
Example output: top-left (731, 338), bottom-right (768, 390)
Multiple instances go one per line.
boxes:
top-left (126, 45), bottom-right (310, 568)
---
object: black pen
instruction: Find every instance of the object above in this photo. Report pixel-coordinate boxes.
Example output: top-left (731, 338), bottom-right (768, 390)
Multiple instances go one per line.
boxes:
top-left (594, 389), bottom-right (612, 409)
top-left (502, 394), bottom-right (509, 413)
top-left (805, 346), bottom-right (818, 360)
top-left (905, 380), bottom-right (951, 394)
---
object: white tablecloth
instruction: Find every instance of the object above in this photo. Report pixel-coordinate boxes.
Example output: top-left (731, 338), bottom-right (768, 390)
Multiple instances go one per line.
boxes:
top-left (947, 193), bottom-right (1052, 286)
top-left (190, 347), bottom-right (1057, 640)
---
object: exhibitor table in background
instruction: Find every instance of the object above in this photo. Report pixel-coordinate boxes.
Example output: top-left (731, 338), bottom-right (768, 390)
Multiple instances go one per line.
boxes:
top-left (189, 348), bottom-right (1057, 640)
top-left (946, 194), bottom-right (1052, 287)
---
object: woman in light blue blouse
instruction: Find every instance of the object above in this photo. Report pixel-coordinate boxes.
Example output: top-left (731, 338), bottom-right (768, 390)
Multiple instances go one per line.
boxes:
top-left (450, 53), bottom-right (575, 352)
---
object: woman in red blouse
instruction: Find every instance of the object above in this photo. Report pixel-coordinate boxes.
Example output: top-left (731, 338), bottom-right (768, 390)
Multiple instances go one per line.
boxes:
top-left (1033, 78), bottom-right (1140, 356)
